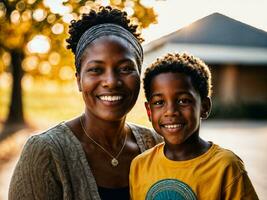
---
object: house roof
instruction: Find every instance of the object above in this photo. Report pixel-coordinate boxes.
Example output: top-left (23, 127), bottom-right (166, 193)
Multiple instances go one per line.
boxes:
top-left (144, 13), bottom-right (267, 64)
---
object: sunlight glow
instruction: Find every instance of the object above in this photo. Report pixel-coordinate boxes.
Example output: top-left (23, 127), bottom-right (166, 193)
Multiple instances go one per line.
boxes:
top-left (52, 23), bottom-right (64, 34)
top-left (143, 0), bottom-right (267, 43)
top-left (47, 13), bottom-right (56, 24)
top-left (22, 10), bottom-right (32, 21)
top-left (39, 61), bottom-right (51, 75)
top-left (22, 74), bottom-right (34, 91)
top-left (22, 56), bottom-right (39, 71)
top-left (27, 35), bottom-right (50, 54)
top-left (33, 8), bottom-right (46, 22)
top-left (101, 0), bottom-right (110, 7)
top-left (59, 66), bottom-right (74, 80)
top-left (48, 52), bottom-right (61, 65)
top-left (2, 52), bottom-right (11, 67)
top-left (10, 10), bottom-right (20, 24)
top-left (124, 7), bottom-right (134, 16)
top-left (44, 0), bottom-right (71, 15)
top-left (62, 13), bottom-right (76, 23)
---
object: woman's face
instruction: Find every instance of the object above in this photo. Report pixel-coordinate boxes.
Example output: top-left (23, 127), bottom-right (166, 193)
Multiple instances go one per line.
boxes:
top-left (77, 35), bottom-right (140, 122)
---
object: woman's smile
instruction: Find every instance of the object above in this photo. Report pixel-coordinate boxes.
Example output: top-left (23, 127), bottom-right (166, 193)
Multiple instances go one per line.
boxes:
top-left (77, 35), bottom-right (140, 121)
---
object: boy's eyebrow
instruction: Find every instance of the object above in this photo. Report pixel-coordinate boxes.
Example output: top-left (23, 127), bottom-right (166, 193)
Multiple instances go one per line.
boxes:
top-left (150, 93), bottom-right (162, 98)
top-left (150, 91), bottom-right (195, 99)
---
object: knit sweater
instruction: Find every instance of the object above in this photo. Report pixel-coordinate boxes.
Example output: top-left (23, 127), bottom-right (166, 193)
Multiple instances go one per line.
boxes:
top-left (9, 122), bottom-right (162, 200)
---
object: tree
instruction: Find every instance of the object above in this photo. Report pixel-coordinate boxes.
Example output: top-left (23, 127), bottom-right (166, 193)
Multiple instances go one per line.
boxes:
top-left (0, 0), bottom-right (157, 139)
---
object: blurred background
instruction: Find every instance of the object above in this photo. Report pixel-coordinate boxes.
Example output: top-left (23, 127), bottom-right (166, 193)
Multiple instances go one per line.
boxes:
top-left (0, 0), bottom-right (267, 199)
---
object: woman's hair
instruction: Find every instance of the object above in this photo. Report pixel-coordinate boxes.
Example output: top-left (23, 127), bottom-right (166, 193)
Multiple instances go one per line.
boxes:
top-left (66, 6), bottom-right (143, 55)
top-left (143, 53), bottom-right (212, 101)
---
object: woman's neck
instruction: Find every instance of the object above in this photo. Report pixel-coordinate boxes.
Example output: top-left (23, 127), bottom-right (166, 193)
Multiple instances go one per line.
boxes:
top-left (82, 111), bottom-right (128, 148)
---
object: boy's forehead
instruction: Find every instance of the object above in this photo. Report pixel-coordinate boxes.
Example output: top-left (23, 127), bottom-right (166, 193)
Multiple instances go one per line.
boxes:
top-left (150, 72), bottom-right (199, 95)
top-left (151, 72), bottom-right (191, 86)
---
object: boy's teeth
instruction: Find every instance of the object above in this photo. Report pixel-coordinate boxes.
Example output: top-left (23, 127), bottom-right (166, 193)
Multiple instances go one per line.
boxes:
top-left (164, 124), bottom-right (183, 129)
top-left (99, 96), bottom-right (123, 101)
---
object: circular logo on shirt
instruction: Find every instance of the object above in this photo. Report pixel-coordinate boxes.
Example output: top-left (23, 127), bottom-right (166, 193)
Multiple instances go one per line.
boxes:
top-left (146, 179), bottom-right (197, 200)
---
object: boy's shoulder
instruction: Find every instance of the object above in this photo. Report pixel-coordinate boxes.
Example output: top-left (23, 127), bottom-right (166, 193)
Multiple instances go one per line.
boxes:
top-left (211, 144), bottom-right (245, 171)
top-left (132, 142), bottom-right (164, 164)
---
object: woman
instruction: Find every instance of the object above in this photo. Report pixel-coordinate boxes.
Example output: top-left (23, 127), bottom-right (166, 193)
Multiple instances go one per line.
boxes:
top-left (9, 6), bottom-right (162, 200)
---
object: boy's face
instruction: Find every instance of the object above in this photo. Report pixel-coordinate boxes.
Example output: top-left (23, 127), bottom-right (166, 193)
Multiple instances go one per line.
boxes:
top-left (145, 72), bottom-right (211, 146)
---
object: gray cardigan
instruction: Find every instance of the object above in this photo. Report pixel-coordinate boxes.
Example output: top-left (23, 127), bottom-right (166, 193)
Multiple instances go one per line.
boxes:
top-left (9, 123), bottom-right (162, 200)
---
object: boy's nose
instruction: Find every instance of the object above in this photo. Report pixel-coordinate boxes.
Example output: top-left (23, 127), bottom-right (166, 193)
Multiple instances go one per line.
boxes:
top-left (164, 103), bottom-right (179, 117)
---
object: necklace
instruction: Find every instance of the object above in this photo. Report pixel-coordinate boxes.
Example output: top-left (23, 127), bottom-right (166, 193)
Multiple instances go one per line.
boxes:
top-left (79, 115), bottom-right (127, 167)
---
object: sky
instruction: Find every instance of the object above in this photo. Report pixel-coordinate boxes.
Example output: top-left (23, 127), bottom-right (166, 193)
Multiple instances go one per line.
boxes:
top-left (142, 0), bottom-right (267, 43)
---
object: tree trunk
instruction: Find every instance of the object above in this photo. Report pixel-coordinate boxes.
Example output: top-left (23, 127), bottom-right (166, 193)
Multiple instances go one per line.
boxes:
top-left (0, 49), bottom-right (26, 140)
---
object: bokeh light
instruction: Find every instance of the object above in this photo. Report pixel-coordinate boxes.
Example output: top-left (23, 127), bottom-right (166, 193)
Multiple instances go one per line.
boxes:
top-left (22, 56), bottom-right (39, 71)
top-left (39, 61), bottom-right (51, 75)
top-left (27, 35), bottom-right (50, 54)
top-left (48, 52), bottom-right (61, 65)
top-left (51, 23), bottom-right (64, 34)
top-left (21, 10), bottom-right (32, 21)
top-left (33, 8), bottom-right (46, 22)
top-left (59, 66), bottom-right (74, 80)
top-left (10, 10), bottom-right (20, 24)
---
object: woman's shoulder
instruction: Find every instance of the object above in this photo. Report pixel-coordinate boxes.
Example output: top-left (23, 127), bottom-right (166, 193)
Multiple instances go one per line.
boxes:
top-left (127, 122), bottom-right (163, 149)
top-left (22, 123), bottom-right (74, 156)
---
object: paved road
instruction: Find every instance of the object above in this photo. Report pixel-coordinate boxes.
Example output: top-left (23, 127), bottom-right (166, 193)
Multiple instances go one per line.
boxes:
top-left (1, 121), bottom-right (266, 199)
top-left (201, 120), bottom-right (267, 199)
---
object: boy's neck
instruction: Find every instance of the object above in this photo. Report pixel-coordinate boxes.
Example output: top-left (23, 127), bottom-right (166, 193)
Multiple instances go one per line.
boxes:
top-left (164, 135), bottom-right (211, 161)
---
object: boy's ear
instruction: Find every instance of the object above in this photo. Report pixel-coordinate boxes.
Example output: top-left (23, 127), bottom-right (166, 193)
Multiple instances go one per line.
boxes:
top-left (76, 72), bottom-right (82, 91)
top-left (201, 97), bottom-right (212, 119)
top-left (145, 102), bottom-right (152, 122)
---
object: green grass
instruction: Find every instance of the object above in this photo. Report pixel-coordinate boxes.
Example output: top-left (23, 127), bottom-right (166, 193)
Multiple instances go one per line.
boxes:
top-left (0, 80), bottom-right (151, 128)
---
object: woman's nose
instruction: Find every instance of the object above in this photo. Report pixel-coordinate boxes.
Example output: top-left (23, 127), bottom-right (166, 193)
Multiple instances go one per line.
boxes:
top-left (101, 71), bottom-right (122, 88)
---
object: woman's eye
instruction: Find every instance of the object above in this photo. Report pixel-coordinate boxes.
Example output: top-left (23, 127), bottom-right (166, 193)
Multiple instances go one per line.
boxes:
top-left (119, 66), bottom-right (135, 73)
top-left (87, 67), bottom-right (102, 74)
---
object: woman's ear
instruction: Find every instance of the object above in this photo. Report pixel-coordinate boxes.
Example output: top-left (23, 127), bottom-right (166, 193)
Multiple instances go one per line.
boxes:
top-left (145, 102), bottom-right (152, 122)
top-left (201, 97), bottom-right (212, 119)
top-left (76, 72), bottom-right (82, 91)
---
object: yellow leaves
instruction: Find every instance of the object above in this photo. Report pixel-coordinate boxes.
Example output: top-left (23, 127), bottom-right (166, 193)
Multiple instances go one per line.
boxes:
top-left (1, 0), bottom-right (157, 81)
top-left (132, 1), bottom-right (157, 28)
top-left (59, 66), bottom-right (75, 80)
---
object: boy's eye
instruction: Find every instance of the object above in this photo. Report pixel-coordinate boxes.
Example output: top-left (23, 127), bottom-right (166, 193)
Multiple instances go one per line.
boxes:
top-left (177, 98), bottom-right (192, 105)
top-left (151, 100), bottom-right (164, 106)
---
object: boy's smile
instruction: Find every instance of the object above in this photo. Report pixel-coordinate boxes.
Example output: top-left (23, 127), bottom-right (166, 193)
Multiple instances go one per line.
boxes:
top-left (145, 72), bottom-right (209, 146)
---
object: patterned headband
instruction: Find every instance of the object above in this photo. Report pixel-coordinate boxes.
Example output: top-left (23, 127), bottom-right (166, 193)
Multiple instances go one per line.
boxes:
top-left (75, 23), bottom-right (143, 74)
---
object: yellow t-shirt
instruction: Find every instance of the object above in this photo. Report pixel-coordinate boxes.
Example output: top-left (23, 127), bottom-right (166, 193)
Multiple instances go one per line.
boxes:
top-left (130, 142), bottom-right (258, 200)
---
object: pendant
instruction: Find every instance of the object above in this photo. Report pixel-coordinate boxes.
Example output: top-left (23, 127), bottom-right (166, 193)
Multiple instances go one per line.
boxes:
top-left (111, 158), bottom-right (119, 166)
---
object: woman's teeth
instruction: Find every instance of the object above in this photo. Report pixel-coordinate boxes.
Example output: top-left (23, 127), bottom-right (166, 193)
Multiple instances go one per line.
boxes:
top-left (99, 96), bottom-right (123, 101)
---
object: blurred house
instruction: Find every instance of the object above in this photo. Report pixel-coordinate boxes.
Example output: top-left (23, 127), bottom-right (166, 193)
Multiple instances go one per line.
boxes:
top-left (143, 13), bottom-right (267, 119)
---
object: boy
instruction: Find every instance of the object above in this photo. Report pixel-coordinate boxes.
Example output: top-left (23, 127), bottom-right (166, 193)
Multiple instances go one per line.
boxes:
top-left (129, 53), bottom-right (258, 199)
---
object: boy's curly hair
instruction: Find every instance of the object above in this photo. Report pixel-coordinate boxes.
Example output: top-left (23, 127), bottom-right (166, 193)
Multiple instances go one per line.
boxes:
top-left (66, 6), bottom-right (143, 55)
top-left (143, 53), bottom-right (212, 100)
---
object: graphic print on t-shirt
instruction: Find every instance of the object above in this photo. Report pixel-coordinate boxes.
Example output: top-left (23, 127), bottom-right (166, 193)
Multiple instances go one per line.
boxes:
top-left (146, 179), bottom-right (197, 200)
